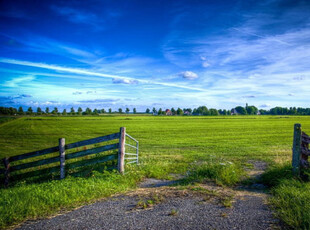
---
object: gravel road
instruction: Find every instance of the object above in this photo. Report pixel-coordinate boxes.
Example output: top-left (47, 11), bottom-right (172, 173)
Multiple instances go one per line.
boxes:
top-left (16, 187), bottom-right (280, 230)
top-left (16, 161), bottom-right (281, 230)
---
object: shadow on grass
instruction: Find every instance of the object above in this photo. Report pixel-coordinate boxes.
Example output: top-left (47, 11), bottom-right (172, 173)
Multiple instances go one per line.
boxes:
top-left (0, 156), bottom-right (118, 188)
top-left (258, 163), bottom-right (310, 229)
top-left (258, 163), bottom-right (294, 187)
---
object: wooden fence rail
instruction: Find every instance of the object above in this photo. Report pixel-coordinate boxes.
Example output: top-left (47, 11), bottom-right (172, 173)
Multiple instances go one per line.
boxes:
top-left (1, 127), bottom-right (138, 187)
top-left (292, 123), bottom-right (309, 176)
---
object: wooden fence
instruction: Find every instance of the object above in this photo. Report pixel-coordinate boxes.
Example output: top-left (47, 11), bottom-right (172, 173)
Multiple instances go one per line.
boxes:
top-left (292, 123), bottom-right (310, 176)
top-left (1, 127), bottom-right (139, 187)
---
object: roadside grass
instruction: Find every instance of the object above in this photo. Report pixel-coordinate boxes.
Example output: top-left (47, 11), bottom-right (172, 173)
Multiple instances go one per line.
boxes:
top-left (0, 116), bottom-right (310, 228)
top-left (260, 164), bottom-right (310, 229)
top-left (0, 170), bottom-right (143, 229)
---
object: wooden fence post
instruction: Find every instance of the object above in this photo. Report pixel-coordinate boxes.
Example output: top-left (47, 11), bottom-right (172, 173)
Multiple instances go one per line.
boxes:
top-left (59, 138), bottom-right (66, 179)
top-left (3, 157), bottom-right (10, 187)
top-left (118, 127), bottom-right (126, 174)
top-left (292, 123), bottom-right (302, 176)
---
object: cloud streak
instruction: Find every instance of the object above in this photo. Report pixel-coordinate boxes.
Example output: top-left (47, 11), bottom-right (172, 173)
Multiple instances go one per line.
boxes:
top-left (0, 58), bottom-right (208, 92)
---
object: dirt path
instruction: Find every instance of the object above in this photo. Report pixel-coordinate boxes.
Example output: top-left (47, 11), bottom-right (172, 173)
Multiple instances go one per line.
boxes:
top-left (16, 161), bottom-right (282, 230)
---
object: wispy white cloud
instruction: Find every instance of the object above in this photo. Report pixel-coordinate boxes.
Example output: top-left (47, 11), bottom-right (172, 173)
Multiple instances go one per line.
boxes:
top-left (159, 1), bottom-right (310, 108)
top-left (2, 75), bottom-right (35, 87)
top-left (1, 33), bottom-right (96, 61)
top-left (0, 58), bottom-right (209, 92)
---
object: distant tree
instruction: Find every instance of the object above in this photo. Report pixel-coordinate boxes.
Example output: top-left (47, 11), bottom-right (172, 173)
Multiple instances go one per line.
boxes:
top-left (93, 109), bottom-right (98, 115)
top-left (146, 108), bottom-right (150, 114)
top-left (171, 108), bottom-right (176, 115)
top-left (78, 107), bottom-right (83, 115)
top-left (126, 108), bottom-right (130, 114)
top-left (27, 107), bottom-right (33, 115)
top-left (152, 107), bottom-right (157, 114)
top-left (246, 105), bottom-right (258, 115)
top-left (109, 108), bottom-right (112, 113)
top-left (133, 108), bottom-right (137, 114)
top-left (177, 108), bottom-right (183, 115)
top-left (70, 107), bottom-right (75, 114)
top-left (62, 109), bottom-right (67, 115)
top-left (45, 107), bottom-right (50, 114)
top-left (11, 107), bottom-right (17, 115)
top-left (85, 108), bottom-right (92, 115)
top-left (209, 108), bottom-right (219, 116)
top-left (259, 109), bottom-right (267, 115)
top-left (235, 106), bottom-right (247, 115)
top-left (101, 108), bottom-right (106, 113)
top-left (37, 107), bottom-right (42, 115)
top-left (18, 106), bottom-right (24, 115)
top-left (118, 108), bottom-right (123, 113)
top-left (196, 106), bottom-right (209, 115)
top-left (158, 108), bottom-right (163, 115)
top-left (52, 107), bottom-right (58, 114)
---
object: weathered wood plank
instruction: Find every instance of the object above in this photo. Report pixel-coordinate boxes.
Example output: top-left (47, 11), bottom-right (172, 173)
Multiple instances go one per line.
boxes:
top-left (292, 123), bottom-right (302, 176)
top-left (301, 147), bottom-right (310, 155)
top-left (66, 154), bottom-right (118, 170)
top-left (65, 133), bottom-right (120, 150)
top-left (302, 137), bottom-right (310, 144)
top-left (118, 127), bottom-right (126, 174)
top-left (10, 156), bottom-right (60, 172)
top-left (8, 146), bottom-right (59, 162)
top-left (59, 138), bottom-right (66, 180)
top-left (66, 143), bottom-right (119, 160)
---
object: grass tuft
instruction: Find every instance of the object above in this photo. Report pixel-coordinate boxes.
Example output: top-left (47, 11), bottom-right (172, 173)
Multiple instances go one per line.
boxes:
top-left (182, 161), bottom-right (245, 186)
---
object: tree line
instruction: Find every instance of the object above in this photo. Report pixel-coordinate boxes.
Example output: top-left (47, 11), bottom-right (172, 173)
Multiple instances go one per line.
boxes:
top-left (1, 105), bottom-right (310, 116)
top-left (0, 106), bottom-right (137, 116)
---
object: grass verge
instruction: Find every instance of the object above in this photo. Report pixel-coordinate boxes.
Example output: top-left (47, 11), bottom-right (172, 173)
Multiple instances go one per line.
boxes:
top-left (0, 170), bottom-right (143, 229)
top-left (260, 163), bottom-right (310, 229)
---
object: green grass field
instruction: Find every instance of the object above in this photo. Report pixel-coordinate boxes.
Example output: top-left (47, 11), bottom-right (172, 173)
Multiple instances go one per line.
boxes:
top-left (0, 116), bottom-right (310, 229)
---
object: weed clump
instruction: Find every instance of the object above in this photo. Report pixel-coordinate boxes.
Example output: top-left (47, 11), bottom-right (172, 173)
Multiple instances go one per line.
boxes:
top-left (183, 161), bottom-right (245, 186)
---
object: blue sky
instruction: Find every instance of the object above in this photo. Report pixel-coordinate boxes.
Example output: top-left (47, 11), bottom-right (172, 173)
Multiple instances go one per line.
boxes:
top-left (1, 0), bottom-right (310, 111)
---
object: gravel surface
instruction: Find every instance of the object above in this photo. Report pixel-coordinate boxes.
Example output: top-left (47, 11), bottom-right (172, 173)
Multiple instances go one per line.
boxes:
top-left (16, 161), bottom-right (281, 230)
top-left (16, 189), bottom-right (279, 230)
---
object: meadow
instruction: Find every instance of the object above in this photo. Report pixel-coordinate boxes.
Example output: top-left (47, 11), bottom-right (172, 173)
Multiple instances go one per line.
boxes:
top-left (0, 115), bottom-right (310, 229)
